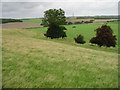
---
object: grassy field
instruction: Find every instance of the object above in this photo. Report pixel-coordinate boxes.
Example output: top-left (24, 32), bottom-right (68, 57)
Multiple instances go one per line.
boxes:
top-left (22, 18), bottom-right (42, 24)
top-left (2, 25), bottom-right (118, 88)
top-left (28, 22), bottom-right (118, 41)
top-left (22, 18), bottom-right (118, 44)
top-left (27, 21), bottom-right (118, 53)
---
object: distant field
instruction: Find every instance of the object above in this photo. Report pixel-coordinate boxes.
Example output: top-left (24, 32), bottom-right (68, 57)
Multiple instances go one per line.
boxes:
top-left (22, 18), bottom-right (42, 24)
top-left (22, 18), bottom-right (118, 24)
top-left (66, 18), bottom-right (117, 23)
top-left (1, 22), bottom-right (42, 29)
top-left (1, 18), bottom-right (117, 24)
top-left (3, 28), bottom-right (118, 88)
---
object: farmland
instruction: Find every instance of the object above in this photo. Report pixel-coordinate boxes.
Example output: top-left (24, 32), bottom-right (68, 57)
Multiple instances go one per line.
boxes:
top-left (2, 18), bottom-right (119, 88)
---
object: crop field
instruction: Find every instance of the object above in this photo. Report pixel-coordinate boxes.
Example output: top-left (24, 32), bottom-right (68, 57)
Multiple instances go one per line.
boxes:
top-left (2, 19), bottom-right (119, 88)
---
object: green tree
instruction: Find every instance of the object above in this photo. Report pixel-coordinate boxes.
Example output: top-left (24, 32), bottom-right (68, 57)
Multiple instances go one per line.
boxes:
top-left (42, 8), bottom-right (67, 39)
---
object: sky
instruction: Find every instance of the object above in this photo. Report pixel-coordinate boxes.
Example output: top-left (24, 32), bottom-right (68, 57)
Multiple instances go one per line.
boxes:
top-left (1, 0), bottom-right (119, 19)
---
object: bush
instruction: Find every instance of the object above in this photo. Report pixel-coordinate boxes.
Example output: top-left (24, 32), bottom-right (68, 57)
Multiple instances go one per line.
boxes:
top-left (67, 22), bottom-right (73, 25)
top-left (44, 25), bottom-right (67, 39)
top-left (72, 26), bottom-right (76, 28)
top-left (74, 21), bottom-right (81, 24)
top-left (90, 25), bottom-right (117, 47)
top-left (84, 20), bottom-right (93, 24)
top-left (74, 34), bottom-right (86, 44)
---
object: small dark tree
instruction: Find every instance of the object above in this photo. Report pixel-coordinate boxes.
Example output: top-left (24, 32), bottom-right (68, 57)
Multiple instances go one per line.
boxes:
top-left (90, 25), bottom-right (117, 47)
top-left (42, 8), bottom-right (67, 39)
top-left (74, 34), bottom-right (86, 44)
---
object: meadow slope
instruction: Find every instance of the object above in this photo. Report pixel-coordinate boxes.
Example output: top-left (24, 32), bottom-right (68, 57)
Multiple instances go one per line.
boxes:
top-left (2, 29), bottom-right (118, 88)
top-left (27, 21), bottom-right (118, 53)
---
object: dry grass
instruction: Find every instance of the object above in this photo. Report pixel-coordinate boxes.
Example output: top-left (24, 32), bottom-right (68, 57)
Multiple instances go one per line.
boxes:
top-left (1, 22), bottom-right (42, 29)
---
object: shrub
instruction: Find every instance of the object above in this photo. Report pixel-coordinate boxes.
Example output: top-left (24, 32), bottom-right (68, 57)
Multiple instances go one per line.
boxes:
top-left (74, 34), bottom-right (86, 44)
top-left (74, 21), bottom-right (81, 24)
top-left (67, 22), bottom-right (73, 25)
top-left (90, 25), bottom-right (117, 47)
top-left (84, 20), bottom-right (93, 24)
top-left (72, 26), bottom-right (76, 28)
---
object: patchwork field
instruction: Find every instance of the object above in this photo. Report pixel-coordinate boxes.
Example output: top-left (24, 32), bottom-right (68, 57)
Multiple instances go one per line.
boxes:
top-left (66, 18), bottom-right (117, 23)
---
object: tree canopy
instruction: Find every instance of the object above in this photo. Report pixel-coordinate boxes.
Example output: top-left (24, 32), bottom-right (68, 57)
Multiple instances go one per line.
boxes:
top-left (42, 8), bottom-right (67, 39)
top-left (42, 8), bottom-right (66, 27)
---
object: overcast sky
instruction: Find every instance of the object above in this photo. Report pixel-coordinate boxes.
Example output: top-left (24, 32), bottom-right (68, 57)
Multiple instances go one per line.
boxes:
top-left (1, 0), bottom-right (119, 19)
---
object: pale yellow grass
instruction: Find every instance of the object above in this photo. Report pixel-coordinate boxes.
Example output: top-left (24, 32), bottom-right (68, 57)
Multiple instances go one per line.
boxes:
top-left (3, 29), bottom-right (118, 69)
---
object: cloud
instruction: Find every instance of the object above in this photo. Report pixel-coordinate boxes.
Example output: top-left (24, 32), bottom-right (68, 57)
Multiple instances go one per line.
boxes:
top-left (1, 1), bottom-right (118, 19)
top-left (1, 0), bottom-right (120, 2)
top-left (2, 2), bottom-right (52, 18)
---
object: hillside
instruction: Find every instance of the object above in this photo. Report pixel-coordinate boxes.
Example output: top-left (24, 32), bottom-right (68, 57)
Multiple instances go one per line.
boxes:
top-left (2, 28), bottom-right (118, 88)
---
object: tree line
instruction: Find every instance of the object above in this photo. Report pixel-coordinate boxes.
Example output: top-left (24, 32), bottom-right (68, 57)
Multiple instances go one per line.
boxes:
top-left (0, 19), bottom-right (23, 24)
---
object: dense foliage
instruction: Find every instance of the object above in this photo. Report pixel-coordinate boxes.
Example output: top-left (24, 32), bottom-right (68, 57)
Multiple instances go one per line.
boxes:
top-left (90, 25), bottom-right (117, 47)
top-left (66, 20), bottom-right (93, 25)
top-left (74, 34), bottom-right (86, 44)
top-left (43, 8), bottom-right (67, 39)
top-left (74, 21), bottom-right (83, 24)
top-left (44, 25), bottom-right (67, 39)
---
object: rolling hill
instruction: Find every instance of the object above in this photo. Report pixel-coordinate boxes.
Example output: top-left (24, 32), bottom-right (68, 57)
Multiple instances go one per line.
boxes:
top-left (2, 28), bottom-right (118, 88)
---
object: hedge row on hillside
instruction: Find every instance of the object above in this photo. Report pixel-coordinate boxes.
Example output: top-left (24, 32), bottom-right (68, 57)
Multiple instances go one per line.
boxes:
top-left (67, 20), bottom-right (94, 25)
top-left (0, 19), bottom-right (23, 24)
